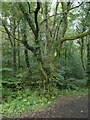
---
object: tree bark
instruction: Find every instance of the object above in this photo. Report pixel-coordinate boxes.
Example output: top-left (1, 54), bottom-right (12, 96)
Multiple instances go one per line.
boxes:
top-left (87, 35), bottom-right (90, 87)
top-left (24, 48), bottom-right (30, 68)
top-left (81, 38), bottom-right (85, 70)
top-left (61, 29), bottom-right (90, 43)
top-left (61, 2), bottom-right (68, 37)
top-left (21, 18), bottom-right (30, 69)
top-left (13, 20), bottom-right (17, 75)
top-left (17, 23), bottom-right (21, 68)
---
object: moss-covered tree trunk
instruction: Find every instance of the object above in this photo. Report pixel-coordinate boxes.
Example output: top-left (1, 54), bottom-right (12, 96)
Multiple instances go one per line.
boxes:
top-left (13, 20), bottom-right (17, 75)
top-left (81, 38), bottom-right (85, 70)
top-left (21, 18), bottom-right (30, 69)
top-left (17, 23), bottom-right (21, 68)
top-left (18, 2), bottom-right (90, 92)
top-left (87, 35), bottom-right (90, 87)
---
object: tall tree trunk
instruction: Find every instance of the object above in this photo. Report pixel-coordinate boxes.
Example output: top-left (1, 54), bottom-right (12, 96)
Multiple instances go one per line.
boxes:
top-left (17, 23), bottom-right (21, 68)
top-left (44, 2), bottom-right (50, 90)
top-left (81, 38), bottom-right (85, 70)
top-left (13, 20), bottom-right (17, 75)
top-left (21, 19), bottom-right (30, 69)
top-left (18, 2), bottom-right (48, 89)
top-left (64, 45), bottom-right (67, 80)
top-left (24, 48), bottom-right (30, 68)
top-left (87, 35), bottom-right (90, 87)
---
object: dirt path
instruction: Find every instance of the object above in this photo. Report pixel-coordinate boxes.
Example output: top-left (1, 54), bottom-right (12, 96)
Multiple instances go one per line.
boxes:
top-left (28, 95), bottom-right (88, 118)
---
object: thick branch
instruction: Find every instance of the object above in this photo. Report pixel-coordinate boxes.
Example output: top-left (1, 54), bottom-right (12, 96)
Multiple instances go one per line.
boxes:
top-left (18, 3), bottom-right (36, 35)
top-left (61, 29), bottom-right (90, 43)
top-left (27, 2), bottom-right (31, 13)
top-left (22, 40), bottom-right (35, 53)
top-left (34, 1), bottom-right (40, 36)
top-left (61, 2), bottom-right (68, 37)
top-left (53, 1), bottom-right (59, 26)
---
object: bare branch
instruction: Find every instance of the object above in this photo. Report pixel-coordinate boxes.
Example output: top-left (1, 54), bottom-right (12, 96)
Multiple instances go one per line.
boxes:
top-left (40, 2), bottom-right (83, 25)
top-left (68, 2), bottom-right (83, 12)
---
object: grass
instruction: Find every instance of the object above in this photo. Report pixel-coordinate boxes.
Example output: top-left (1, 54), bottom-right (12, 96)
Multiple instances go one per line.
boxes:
top-left (59, 87), bottom-right (88, 96)
top-left (2, 87), bottom-right (88, 118)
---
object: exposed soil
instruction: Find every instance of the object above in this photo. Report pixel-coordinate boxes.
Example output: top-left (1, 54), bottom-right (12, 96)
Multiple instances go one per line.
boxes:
top-left (21, 94), bottom-right (88, 118)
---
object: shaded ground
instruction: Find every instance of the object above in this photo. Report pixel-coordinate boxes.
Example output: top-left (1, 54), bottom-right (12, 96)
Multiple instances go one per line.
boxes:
top-left (23, 95), bottom-right (88, 118)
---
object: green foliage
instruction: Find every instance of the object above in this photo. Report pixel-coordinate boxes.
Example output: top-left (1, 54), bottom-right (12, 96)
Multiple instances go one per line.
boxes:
top-left (2, 88), bottom-right (57, 117)
top-left (52, 42), bottom-right (87, 90)
top-left (2, 87), bottom-right (88, 117)
top-left (2, 3), bottom-right (11, 15)
top-left (16, 66), bottom-right (41, 89)
top-left (1, 2), bottom-right (89, 118)
top-left (63, 78), bottom-right (87, 89)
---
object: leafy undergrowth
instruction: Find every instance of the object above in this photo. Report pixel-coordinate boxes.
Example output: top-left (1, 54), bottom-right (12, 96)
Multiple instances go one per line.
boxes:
top-left (2, 87), bottom-right (88, 118)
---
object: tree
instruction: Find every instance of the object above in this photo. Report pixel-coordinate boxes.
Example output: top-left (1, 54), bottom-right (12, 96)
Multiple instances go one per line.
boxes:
top-left (1, 1), bottom-right (90, 91)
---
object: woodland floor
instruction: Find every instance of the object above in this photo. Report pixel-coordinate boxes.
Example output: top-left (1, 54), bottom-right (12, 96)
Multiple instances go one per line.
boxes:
top-left (20, 94), bottom-right (88, 118)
